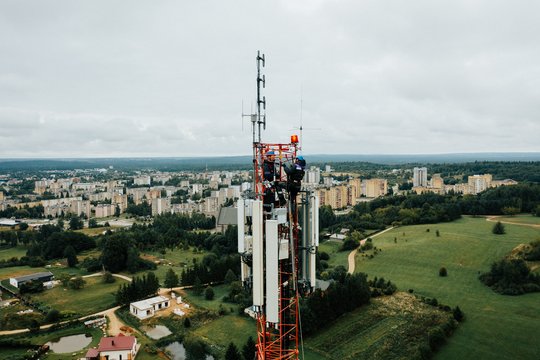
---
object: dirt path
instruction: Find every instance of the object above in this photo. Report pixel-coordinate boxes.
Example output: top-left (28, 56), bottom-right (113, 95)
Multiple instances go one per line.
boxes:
top-left (348, 227), bottom-right (395, 274)
top-left (485, 216), bottom-right (540, 229)
top-left (82, 272), bottom-right (133, 282)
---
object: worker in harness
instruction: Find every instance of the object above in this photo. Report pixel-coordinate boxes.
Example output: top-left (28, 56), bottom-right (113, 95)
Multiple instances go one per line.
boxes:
top-left (283, 156), bottom-right (306, 202)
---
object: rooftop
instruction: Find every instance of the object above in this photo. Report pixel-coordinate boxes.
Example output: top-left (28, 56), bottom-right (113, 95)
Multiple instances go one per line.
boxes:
top-left (97, 335), bottom-right (136, 352)
top-left (130, 295), bottom-right (169, 310)
top-left (12, 271), bottom-right (54, 282)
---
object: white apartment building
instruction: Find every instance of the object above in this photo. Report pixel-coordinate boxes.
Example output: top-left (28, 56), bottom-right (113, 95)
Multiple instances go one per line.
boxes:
top-left (413, 167), bottom-right (428, 187)
top-left (134, 175), bottom-right (151, 186)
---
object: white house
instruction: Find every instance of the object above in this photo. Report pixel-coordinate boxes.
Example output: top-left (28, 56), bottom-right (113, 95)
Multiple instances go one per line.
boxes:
top-left (89, 334), bottom-right (137, 360)
top-left (9, 272), bottom-right (54, 288)
top-left (129, 295), bottom-right (170, 320)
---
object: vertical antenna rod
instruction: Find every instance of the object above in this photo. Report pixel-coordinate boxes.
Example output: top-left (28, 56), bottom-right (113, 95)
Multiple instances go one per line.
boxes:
top-left (256, 51), bottom-right (266, 143)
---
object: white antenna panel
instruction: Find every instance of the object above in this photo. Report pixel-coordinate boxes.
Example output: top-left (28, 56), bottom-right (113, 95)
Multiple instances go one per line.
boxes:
top-left (265, 219), bottom-right (279, 324)
top-left (252, 200), bottom-right (264, 306)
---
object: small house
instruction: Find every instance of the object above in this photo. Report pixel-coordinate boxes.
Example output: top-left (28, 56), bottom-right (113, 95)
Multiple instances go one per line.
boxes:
top-left (9, 271), bottom-right (54, 288)
top-left (129, 295), bottom-right (170, 320)
top-left (92, 334), bottom-right (138, 360)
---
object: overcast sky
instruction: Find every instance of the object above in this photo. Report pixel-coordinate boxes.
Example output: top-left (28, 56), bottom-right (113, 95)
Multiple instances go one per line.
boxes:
top-left (1, 0), bottom-right (539, 158)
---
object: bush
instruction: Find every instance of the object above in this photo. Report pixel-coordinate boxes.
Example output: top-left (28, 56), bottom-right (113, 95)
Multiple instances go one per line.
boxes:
top-left (205, 286), bottom-right (215, 300)
top-left (439, 267), bottom-right (448, 277)
top-left (340, 238), bottom-right (358, 251)
top-left (453, 306), bottom-right (464, 322)
top-left (102, 271), bottom-right (115, 284)
top-left (427, 327), bottom-right (446, 351)
top-left (80, 256), bottom-right (102, 272)
top-left (319, 251), bottom-right (330, 261)
top-left (45, 309), bottom-right (60, 323)
top-left (479, 258), bottom-right (540, 295)
top-left (492, 221), bottom-right (505, 235)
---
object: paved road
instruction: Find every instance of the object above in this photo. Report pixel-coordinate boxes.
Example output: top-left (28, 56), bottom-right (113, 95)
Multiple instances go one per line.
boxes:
top-left (347, 227), bottom-right (395, 274)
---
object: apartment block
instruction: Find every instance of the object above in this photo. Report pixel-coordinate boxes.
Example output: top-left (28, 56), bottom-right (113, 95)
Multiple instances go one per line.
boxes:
top-left (468, 174), bottom-right (492, 194)
top-left (413, 167), bottom-right (428, 187)
top-left (362, 179), bottom-right (388, 198)
top-left (94, 204), bottom-right (116, 218)
top-left (152, 198), bottom-right (171, 216)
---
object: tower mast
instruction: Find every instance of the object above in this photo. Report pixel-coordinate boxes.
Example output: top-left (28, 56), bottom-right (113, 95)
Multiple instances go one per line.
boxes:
top-left (238, 51), bottom-right (319, 360)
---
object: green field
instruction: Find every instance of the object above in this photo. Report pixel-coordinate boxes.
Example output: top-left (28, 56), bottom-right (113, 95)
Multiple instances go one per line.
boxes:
top-left (182, 284), bottom-right (231, 311)
top-left (493, 214), bottom-right (540, 226)
top-left (31, 276), bottom-right (127, 317)
top-left (0, 246), bottom-right (28, 261)
top-left (353, 216), bottom-right (540, 360)
top-left (304, 292), bottom-right (454, 359)
top-left (74, 227), bottom-right (110, 236)
top-left (130, 246), bottom-right (207, 281)
top-left (192, 314), bottom-right (255, 351)
top-left (318, 240), bottom-right (349, 270)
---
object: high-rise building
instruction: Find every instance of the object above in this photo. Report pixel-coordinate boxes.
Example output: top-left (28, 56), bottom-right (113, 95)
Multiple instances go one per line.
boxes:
top-left (305, 167), bottom-right (321, 185)
top-left (430, 174), bottom-right (444, 189)
top-left (413, 167), bottom-right (428, 187)
top-left (362, 179), bottom-right (388, 198)
top-left (468, 174), bottom-right (493, 194)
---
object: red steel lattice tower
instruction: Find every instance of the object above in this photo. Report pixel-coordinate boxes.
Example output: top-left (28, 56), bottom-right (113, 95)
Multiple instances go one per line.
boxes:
top-left (237, 52), bottom-right (319, 360)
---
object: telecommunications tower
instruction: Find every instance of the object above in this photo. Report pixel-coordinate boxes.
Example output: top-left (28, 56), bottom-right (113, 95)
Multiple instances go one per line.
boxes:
top-left (237, 52), bottom-right (320, 359)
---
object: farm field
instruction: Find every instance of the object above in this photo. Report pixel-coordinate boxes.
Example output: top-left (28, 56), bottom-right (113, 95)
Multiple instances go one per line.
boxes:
top-left (31, 276), bottom-right (127, 317)
top-left (354, 216), bottom-right (540, 360)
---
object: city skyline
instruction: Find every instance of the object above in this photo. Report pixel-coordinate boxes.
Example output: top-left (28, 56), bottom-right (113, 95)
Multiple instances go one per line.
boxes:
top-left (1, 1), bottom-right (540, 158)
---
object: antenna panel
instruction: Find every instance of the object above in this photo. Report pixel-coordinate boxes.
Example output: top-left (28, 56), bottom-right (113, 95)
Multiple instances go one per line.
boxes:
top-left (252, 200), bottom-right (264, 306)
top-left (265, 220), bottom-right (279, 323)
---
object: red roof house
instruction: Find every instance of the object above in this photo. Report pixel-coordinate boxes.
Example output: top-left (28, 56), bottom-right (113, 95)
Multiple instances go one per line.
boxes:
top-left (95, 334), bottom-right (138, 360)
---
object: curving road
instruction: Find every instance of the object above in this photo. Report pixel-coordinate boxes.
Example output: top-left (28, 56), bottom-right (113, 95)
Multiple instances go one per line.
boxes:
top-left (347, 227), bottom-right (395, 274)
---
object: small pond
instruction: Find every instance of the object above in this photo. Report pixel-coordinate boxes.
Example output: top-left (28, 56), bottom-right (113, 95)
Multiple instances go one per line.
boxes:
top-left (143, 324), bottom-right (172, 339)
top-left (46, 333), bottom-right (92, 353)
top-left (165, 341), bottom-right (215, 360)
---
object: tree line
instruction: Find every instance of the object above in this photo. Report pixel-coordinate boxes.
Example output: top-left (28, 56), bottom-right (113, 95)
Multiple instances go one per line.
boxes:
top-left (115, 272), bottom-right (160, 305)
top-left (300, 272), bottom-right (371, 335)
top-left (320, 184), bottom-right (540, 232)
top-left (79, 212), bottom-right (227, 274)
top-left (479, 241), bottom-right (540, 296)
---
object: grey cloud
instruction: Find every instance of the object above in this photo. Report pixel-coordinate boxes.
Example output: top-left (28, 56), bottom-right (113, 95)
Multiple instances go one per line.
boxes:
top-left (0, 0), bottom-right (539, 157)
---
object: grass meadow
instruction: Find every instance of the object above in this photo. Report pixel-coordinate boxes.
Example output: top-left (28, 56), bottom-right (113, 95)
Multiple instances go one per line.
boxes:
top-left (318, 240), bottom-right (349, 271)
top-left (493, 214), bottom-right (540, 226)
top-left (354, 216), bottom-right (540, 360)
top-left (33, 276), bottom-right (127, 317)
top-left (0, 246), bottom-right (29, 261)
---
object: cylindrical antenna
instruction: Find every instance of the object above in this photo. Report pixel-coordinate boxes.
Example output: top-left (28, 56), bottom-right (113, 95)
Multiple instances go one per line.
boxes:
top-left (256, 51), bottom-right (266, 143)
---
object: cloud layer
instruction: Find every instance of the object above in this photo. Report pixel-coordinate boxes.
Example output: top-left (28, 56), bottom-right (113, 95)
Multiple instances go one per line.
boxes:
top-left (1, 0), bottom-right (539, 157)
